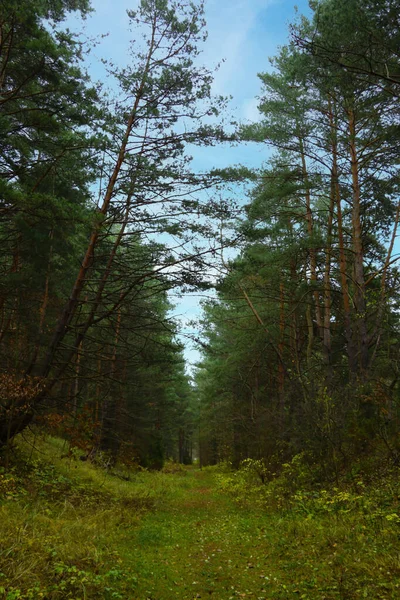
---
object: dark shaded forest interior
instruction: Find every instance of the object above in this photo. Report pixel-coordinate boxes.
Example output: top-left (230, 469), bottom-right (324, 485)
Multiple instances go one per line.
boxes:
top-left (1, 0), bottom-right (400, 597)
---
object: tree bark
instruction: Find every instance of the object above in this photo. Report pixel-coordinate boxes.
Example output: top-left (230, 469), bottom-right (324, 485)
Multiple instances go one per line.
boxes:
top-left (329, 99), bottom-right (355, 376)
top-left (39, 16), bottom-right (158, 380)
top-left (299, 135), bottom-right (323, 342)
top-left (348, 106), bottom-right (368, 377)
top-left (278, 280), bottom-right (285, 410)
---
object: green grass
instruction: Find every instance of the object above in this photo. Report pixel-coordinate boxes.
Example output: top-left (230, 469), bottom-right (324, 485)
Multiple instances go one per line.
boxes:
top-left (1, 436), bottom-right (400, 598)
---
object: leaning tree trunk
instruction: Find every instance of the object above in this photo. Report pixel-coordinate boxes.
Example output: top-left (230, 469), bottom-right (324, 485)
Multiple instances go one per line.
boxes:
top-left (0, 15), bottom-right (158, 447)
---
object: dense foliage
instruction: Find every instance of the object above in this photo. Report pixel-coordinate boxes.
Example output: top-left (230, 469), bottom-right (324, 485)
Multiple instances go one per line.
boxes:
top-left (1, 0), bottom-right (400, 477)
top-left (2, 1), bottom-right (400, 597)
top-left (0, 0), bottom-right (221, 466)
top-left (196, 0), bottom-right (400, 478)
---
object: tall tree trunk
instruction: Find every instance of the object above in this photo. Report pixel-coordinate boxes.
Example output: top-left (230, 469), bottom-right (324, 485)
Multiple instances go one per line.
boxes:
top-left (322, 165), bottom-right (335, 385)
top-left (0, 238), bottom-right (20, 345)
top-left (39, 114), bottom-right (151, 393)
top-left (0, 18), bottom-right (159, 447)
top-left (100, 304), bottom-right (122, 457)
top-left (369, 199), bottom-right (400, 367)
top-left (278, 280), bottom-right (285, 411)
top-left (329, 99), bottom-right (355, 376)
top-left (39, 19), bottom-right (157, 380)
top-left (304, 263), bottom-right (314, 365)
top-left (289, 259), bottom-right (306, 396)
top-left (298, 135), bottom-right (323, 343)
top-left (73, 341), bottom-right (82, 416)
top-left (348, 106), bottom-right (368, 377)
top-left (26, 230), bottom-right (54, 375)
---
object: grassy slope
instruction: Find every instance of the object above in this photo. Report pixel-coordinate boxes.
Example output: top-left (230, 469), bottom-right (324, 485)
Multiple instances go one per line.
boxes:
top-left (1, 436), bottom-right (400, 599)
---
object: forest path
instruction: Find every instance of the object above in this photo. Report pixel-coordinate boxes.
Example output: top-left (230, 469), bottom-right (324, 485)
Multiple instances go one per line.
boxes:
top-left (4, 437), bottom-right (399, 599)
top-left (129, 468), bottom-right (279, 599)
top-left (5, 439), bottom-right (396, 599)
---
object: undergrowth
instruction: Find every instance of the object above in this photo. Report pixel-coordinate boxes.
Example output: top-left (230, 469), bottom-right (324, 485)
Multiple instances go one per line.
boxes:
top-left (211, 455), bottom-right (400, 598)
top-left (1, 437), bottom-right (400, 599)
top-left (0, 434), bottom-right (186, 599)
top-left (214, 454), bottom-right (400, 519)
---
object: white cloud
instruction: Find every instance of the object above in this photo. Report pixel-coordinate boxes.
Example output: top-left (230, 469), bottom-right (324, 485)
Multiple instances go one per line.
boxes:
top-left (203, 0), bottom-right (280, 96)
top-left (241, 97), bottom-right (263, 122)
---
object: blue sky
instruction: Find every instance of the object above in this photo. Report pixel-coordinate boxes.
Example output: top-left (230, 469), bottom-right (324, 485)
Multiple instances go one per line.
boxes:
top-left (67, 0), bottom-right (312, 372)
top-left (72, 0), bottom-right (311, 129)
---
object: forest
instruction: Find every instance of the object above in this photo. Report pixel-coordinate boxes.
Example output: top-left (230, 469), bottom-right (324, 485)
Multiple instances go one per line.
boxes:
top-left (1, 0), bottom-right (400, 598)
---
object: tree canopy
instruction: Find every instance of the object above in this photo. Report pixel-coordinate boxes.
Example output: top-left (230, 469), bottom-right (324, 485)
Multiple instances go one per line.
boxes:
top-left (1, 0), bottom-right (400, 475)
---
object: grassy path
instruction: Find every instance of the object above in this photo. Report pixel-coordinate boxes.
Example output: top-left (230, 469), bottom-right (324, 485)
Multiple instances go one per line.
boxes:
top-left (2, 438), bottom-right (400, 599)
top-left (3, 441), bottom-right (287, 600)
top-left (129, 467), bottom-right (276, 599)
top-left (126, 468), bottom-right (400, 600)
